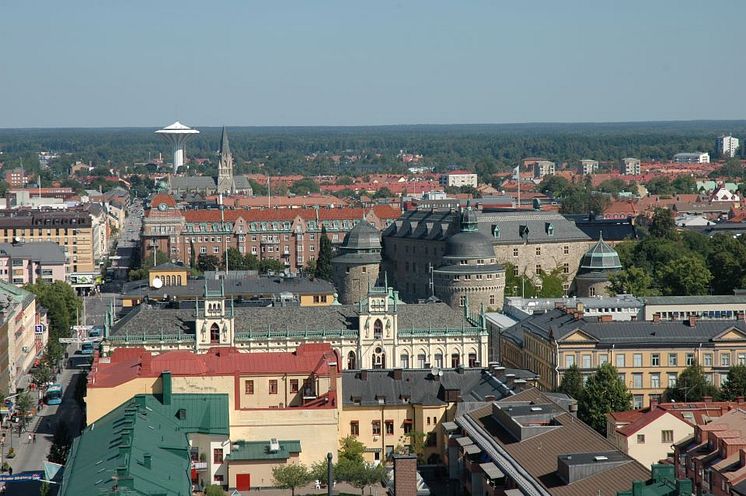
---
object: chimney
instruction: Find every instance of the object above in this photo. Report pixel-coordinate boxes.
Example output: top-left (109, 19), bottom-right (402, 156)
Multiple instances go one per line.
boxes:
top-left (599, 314), bottom-right (613, 323)
top-left (393, 455), bottom-right (418, 496)
top-left (143, 453), bottom-right (152, 469)
top-left (649, 397), bottom-right (658, 410)
top-left (653, 313), bottom-right (661, 323)
top-left (504, 373), bottom-right (515, 386)
top-left (161, 371), bottom-right (172, 406)
top-left (688, 316), bottom-right (697, 327)
top-left (392, 369), bottom-right (403, 380)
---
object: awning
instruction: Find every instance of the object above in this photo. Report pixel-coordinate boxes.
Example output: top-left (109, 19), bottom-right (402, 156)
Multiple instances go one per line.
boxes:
top-left (442, 421), bottom-right (459, 433)
top-left (480, 462), bottom-right (504, 480)
top-left (464, 444), bottom-right (481, 455)
top-left (455, 436), bottom-right (474, 447)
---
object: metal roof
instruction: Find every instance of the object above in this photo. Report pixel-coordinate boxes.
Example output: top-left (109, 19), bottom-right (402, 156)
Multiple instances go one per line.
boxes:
top-left (227, 440), bottom-right (301, 461)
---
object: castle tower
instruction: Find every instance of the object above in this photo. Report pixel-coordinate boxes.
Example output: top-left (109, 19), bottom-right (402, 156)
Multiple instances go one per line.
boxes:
top-left (331, 219), bottom-right (382, 305)
top-left (216, 126), bottom-right (235, 195)
top-left (574, 234), bottom-right (622, 297)
top-left (433, 203), bottom-right (505, 312)
top-left (194, 281), bottom-right (235, 351)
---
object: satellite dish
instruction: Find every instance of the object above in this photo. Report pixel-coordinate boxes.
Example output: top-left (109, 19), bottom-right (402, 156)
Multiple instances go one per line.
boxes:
top-left (152, 277), bottom-right (163, 289)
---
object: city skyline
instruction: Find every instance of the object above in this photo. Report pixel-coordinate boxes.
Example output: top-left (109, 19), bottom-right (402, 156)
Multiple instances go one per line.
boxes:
top-left (3, 0), bottom-right (745, 128)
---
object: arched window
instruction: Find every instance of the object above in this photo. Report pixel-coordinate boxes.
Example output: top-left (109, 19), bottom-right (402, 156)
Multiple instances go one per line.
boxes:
top-left (210, 323), bottom-right (220, 344)
top-left (373, 347), bottom-right (386, 369)
top-left (347, 351), bottom-right (357, 370)
top-left (373, 319), bottom-right (383, 339)
top-left (177, 275), bottom-right (182, 285)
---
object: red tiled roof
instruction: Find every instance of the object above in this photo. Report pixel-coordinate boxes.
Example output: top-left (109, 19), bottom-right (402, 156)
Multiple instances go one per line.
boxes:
top-left (613, 401), bottom-right (746, 437)
top-left (89, 343), bottom-right (338, 388)
top-left (150, 193), bottom-right (177, 208)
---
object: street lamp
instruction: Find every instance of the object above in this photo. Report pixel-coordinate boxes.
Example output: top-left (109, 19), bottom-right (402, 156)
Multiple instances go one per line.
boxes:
top-left (327, 452), bottom-right (333, 496)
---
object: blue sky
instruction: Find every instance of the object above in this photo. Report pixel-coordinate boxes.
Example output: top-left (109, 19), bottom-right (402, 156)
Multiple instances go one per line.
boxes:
top-left (2, 1), bottom-right (744, 128)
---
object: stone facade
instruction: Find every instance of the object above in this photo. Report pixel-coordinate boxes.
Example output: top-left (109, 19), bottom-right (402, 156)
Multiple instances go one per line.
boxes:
top-left (333, 262), bottom-right (379, 305)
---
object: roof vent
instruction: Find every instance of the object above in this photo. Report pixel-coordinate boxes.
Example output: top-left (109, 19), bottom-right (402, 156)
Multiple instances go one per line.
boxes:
top-left (594, 455), bottom-right (608, 462)
top-left (176, 408), bottom-right (186, 420)
top-left (269, 438), bottom-right (280, 453)
top-left (530, 406), bottom-right (542, 412)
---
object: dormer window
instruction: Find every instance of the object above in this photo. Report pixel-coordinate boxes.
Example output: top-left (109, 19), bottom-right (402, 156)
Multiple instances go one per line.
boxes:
top-left (546, 223), bottom-right (554, 236)
top-left (492, 225), bottom-right (500, 239)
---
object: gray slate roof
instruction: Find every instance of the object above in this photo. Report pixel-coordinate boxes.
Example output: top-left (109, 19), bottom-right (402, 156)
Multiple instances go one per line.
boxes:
top-left (0, 242), bottom-right (65, 264)
top-left (123, 275), bottom-right (336, 299)
top-left (507, 308), bottom-right (746, 348)
top-left (642, 295), bottom-right (746, 305)
top-left (384, 209), bottom-right (590, 246)
top-left (110, 300), bottom-right (470, 337)
top-left (169, 176), bottom-right (217, 191)
top-left (342, 368), bottom-right (538, 406)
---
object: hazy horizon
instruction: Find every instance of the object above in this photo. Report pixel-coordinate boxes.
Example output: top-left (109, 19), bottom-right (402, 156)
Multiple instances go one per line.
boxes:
top-left (3, 0), bottom-right (745, 128)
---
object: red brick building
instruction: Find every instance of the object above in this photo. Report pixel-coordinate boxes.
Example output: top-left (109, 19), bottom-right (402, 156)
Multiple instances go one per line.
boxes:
top-left (142, 194), bottom-right (400, 272)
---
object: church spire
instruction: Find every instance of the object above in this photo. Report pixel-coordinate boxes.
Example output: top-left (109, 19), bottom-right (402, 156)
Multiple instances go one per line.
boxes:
top-left (219, 126), bottom-right (230, 156)
top-left (216, 126), bottom-right (235, 195)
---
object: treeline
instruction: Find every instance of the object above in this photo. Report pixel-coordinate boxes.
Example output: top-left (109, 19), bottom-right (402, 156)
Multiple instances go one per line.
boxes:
top-left (1, 121), bottom-right (745, 177)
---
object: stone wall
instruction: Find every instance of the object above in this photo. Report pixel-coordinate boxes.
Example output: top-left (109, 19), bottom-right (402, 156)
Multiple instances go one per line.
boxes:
top-left (332, 261), bottom-right (380, 305)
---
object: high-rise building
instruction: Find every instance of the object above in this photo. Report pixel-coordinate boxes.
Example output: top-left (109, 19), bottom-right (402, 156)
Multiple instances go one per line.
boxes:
top-left (716, 135), bottom-right (740, 158)
top-left (580, 159), bottom-right (599, 175)
top-left (621, 158), bottom-right (641, 175)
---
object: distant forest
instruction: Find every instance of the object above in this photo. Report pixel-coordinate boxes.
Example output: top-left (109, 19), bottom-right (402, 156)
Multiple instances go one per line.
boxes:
top-left (0, 121), bottom-right (744, 177)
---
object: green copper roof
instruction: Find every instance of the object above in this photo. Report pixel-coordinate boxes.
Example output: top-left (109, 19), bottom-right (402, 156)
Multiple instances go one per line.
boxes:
top-left (227, 440), bottom-right (302, 461)
top-left (60, 393), bottom-right (229, 496)
top-left (580, 234), bottom-right (622, 271)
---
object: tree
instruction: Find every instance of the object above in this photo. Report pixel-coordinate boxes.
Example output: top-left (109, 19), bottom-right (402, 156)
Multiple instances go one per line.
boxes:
top-left (204, 485), bottom-right (226, 496)
top-left (578, 363), bottom-right (632, 433)
top-left (658, 255), bottom-right (712, 296)
top-left (401, 431), bottom-right (427, 464)
top-left (272, 463), bottom-right (311, 496)
top-left (338, 435), bottom-right (365, 464)
top-left (720, 365), bottom-right (746, 400)
top-left (32, 365), bottom-right (54, 387)
top-left (48, 422), bottom-right (72, 464)
top-left (538, 268), bottom-right (567, 297)
top-left (315, 226), bottom-right (334, 281)
top-left (310, 459), bottom-right (331, 486)
top-left (14, 392), bottom-right (33, 430)
top-left (372, 187), bottom-right (394, 199)
top-left (290, 178), bottom-right (320, 195)
top-left (608, 267), bottom-right (658, 296)
top-left (666, 364), bottom-right (718, 402)
top-left (648, 208), bottom-right (678, 241)
top-left (557, 364), bottom-right (584, 400)
top-left (197, 254), bottom-right (221, 273)
top-left (538, 176), bottom-right (570, 197)
top-left (336, 459), bottom-right (386, 496)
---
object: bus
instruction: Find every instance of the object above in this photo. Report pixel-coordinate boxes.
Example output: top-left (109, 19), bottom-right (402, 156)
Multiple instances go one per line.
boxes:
top-left (46, 384), bottom-right (63, 405)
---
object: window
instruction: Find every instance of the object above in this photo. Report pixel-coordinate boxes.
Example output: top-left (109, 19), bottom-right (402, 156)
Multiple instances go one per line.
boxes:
top-left (434, 353), bottom-right (443, 368)
top-left (581, 355), bottom-right (591, 368)
top-left (651, 354), bottom-right (660, 366)
top-left (490, 294), bottom-right (495, 305)
top-left (565, 354), bottom-right (575, 368)
top-left (374, 319), bottom-right (383, 339)
top-left (200, 247), bottom-right (207, 254)
top-left (661, 430), bottom-right (674, 443)
top-left (372, 421), bottom-right (381, 436)
top-left (650, 373), bottom-right (660, 388)
top-left (245, 380), bottom-right (254, 395)
top-left (668, 373), bottom-right (677, 388)
top-left (739, 353), bottom-right (746, 366)
top-left (721, 352), bottom-right (731, 367)
top-left (599, 354), bottom-right (608, 365)
top-left (632, 373), bottom-right (643, 388)
top-left (633, 395), bottom-right (644, 409)
top-left (615, 354), bottom-right (625, 367)
top-left (385, 420), bottom-right (394, 435)
top-left (468, 353), bottom-right (477, 368)
top-left (290, 379), bottom-right (299, 393)
top-left (400, 354), bottom-right (409, 369)
top-left (269, 379), bottom-right (278, 394)
top-left (513, 248), bottom-right (518, 257)
top-left (350, 421), bottom-right (359, 436)
top-left (637, 434), bottom-right (646, 444)
top-left (535, 264), bottom-right (542, 275)
top-left (459, 295), bottom-right (466, 307)
top-left (686, 353), bottom-right (695, 366)
top-left (563, 245), bottom-right (569, 255)
top-left (214, 474), bottom-right (224, 483)
top-left (213, 246), bottom-right (219, 254)
top-left (418, 354), bottom-right (427, 368)
top-left (213, 448), bottom-right (224, 463)
top-left (633, 354), bottom-right (642, 367)
top-left (704, 354), bottom-right (713, 367)
top-left (403, 420), bottom-right (413, 434)
top-left (668, 353), bottom-right (678, 366)
top-left (536, 247), bottom-right (541, 256)
top-left (563, 263), bottom-right (569, 274)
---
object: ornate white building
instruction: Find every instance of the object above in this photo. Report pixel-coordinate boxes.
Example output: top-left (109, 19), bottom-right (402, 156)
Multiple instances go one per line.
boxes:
top-left (102, 283), bottom-right (489, 371)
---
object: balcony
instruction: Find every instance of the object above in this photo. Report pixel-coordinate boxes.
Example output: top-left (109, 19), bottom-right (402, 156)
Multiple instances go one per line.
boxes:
top-left (191, 461), bottom-right (208, 471)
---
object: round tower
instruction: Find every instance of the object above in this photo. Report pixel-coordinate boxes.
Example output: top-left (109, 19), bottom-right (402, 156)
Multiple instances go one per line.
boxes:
top-left (332, 220), bottom-right (382, 305)
top-left (574, 234), bottom-right (623, 297)
top-left (433, 205), bottom-right (505, 312)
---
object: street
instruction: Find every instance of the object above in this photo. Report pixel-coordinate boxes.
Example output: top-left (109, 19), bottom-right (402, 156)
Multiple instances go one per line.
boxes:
top-left (108, 199), bottom-right (143, 280)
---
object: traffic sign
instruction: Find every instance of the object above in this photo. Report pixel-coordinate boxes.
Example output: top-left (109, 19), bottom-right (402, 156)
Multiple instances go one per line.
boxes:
top-left (34, 324), bottom-right (45, 334)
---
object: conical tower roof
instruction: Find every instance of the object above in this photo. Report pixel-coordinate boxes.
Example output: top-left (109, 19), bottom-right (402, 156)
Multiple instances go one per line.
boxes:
top-left (580, 234), bottom-right (622, 271)
top-left (219, 126), bottom-right (230, 156)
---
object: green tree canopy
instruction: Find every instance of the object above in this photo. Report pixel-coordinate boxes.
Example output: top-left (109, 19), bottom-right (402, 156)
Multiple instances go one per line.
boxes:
top-left (372, 187), bottom-right (394, 199)
top-left (557, 364), bottom-right (584, 400)
top-left (271, 463), bottom-right (312, 496)
top-left (204, 485), bottom-right (226, 496)
top-left (666, 364), bottom-right (719, 402)
top-left (608, 267), bottom-right (659, 296)
top-left (338, 435), bottom-right (365, 464)
top-left (658, 255), bottom-right (712, 296)
top-left (315, 226), bottom-right (334, 281)
top-left (578, 363), bottom-right (632, 433)
top-left (648, 208), bottom-right (679, 241)
top-left (290, 178), bottom-right (320, 195)
top-left (197, 254), bottom-right (221, 272)
top-left (720, 365), bottom-right (746, 401)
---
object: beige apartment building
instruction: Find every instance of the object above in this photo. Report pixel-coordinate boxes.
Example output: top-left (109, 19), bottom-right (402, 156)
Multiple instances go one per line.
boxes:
top-left (0, 209), bottom-right (97, 291)
top-left (500, 305), bottom-right (746, 408)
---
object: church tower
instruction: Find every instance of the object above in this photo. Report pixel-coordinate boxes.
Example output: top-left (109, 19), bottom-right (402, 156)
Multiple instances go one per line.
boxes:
top-left (216, 126), bottom-right (235, 194)
top-left (194, 281), bottom-right (235, 351)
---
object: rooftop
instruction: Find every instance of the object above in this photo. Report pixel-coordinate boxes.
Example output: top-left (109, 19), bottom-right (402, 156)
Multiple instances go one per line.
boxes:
top-left (227, 440), bottom-right (302, 461)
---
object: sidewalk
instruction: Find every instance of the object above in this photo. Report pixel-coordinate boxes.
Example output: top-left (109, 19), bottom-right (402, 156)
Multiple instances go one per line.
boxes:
top-left (223, 481), bottom-right (388, 496)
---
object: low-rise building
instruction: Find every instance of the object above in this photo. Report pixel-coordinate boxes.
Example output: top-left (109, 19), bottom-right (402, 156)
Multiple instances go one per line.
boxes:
top-left (502, 294), bottom-right (642, 321)
top-left (622, 158), bottom-right (641, 175)
top-left (673, 152), bottom-right (710, 164)
top-left (533, 160), bottom-right (556, 178)
top-left (674, 408), bottom-right (746, 496)
top-left (448, 388), bottom-right (650, 495)
top-left (608, 400), bottom-right (745, 469)
top-left (642, 295), bottom-right (746, 321)
top-left (439, 170), bottom-right (478, 188)
top-left (0, 241), bottom-right (66, 285)
top-left (499, 307), bottom-right (746, 407)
